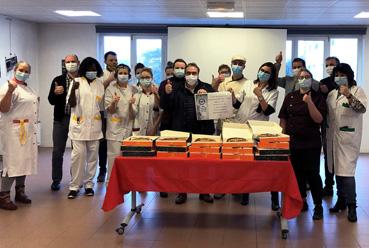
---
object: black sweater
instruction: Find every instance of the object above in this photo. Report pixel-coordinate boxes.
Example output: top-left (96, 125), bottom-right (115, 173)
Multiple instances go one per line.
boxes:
top-left (48, 74), bottom-right (70, 121)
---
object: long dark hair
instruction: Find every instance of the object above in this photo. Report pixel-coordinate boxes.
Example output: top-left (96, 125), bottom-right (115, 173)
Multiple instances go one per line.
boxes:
top-left (254, 62), bottom-right (277, 91)
top-left (78, 57), bottom-right (103, 78)
top-left (332, 63), bottom-right (356, 87)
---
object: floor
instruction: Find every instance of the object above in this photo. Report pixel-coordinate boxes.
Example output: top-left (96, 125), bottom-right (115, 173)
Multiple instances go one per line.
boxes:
top-left (0, 148), bottom-right (369, 248)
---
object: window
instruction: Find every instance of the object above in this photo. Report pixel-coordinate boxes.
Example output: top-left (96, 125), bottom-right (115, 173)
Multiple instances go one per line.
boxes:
top-left (298, 40), bottom-right (325, 80)
top-left (99, 34), bottom-right (167, 84)
top-left (330, 38), bottom-right (358, 77)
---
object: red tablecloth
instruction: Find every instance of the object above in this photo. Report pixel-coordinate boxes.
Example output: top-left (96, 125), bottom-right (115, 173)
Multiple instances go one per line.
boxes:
top-left (102, 157), bottom-right (302, 219)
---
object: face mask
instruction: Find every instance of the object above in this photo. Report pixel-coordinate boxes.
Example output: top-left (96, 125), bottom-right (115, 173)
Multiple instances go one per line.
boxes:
top-left (298, 78), bottom-right (312, 90)
top-left (257, 71), bottom-right (271, 82)
top-left (326, 66), bottom-right (335, 75)
top-left (136, 74), bottom-right (141, 80)
top-left (185, 75), bottom-right (198, 86)
top-left (293, 68), bottom-right (301, 77)
top-left (140, 78), bottom-right (152, 87)
top-left (166, 75), bottom-right (173, 79)
top-left (174, 68), bottom-right (185, 78)
top-left (221, 73), bottom-right (231, 78)
top-left (118, 74), bottom-right (129, 83)
top-left (231, 65), bottom-right (243, 75)
top-left (85, 71), bottom-right (97, 80)
top-left (15, 71), bottom-right (30, 82)
top-left (335, 76), bottom-right (348, 86)
top-left (65, 62), bottom-right (78, 73)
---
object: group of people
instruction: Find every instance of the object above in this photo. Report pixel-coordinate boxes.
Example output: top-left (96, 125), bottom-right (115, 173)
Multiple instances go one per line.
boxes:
top-left (0, 51), bottom-right (367, 224)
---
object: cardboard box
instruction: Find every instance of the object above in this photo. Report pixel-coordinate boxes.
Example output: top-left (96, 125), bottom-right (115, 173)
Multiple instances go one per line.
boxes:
top-left (254, 154), bottom-right (289, 161)
top-left (157, 151), bottom-right (188, 158)
top-left (157, 130), bottom-right (190, 147)
top-left (191, 134), bottom-right (222, 147)
top-left (222, 122), bottom-right (254, 147)
top-left (188, 147), bottom-right (221, 153)
top-left (122, 136), bottom-right (158, 147)
top-left (257, 141), bottom-right (289, 149)
top-left (122, 150), bottom-right (157, 157)
top-left (121, 146), bottom-right (153, 151)
top-left (222, 147), bottom-right (254, 154)
top-left (190, 152), bottom-right (221, 159)
top-left (222, 154), bottom-right (254, 161)
top-left (247, 120), bottom-right (283, 137)
top-left (157, 146), bottom-right (188, 152)
top-left (256, 148), bottom-right (290, 155)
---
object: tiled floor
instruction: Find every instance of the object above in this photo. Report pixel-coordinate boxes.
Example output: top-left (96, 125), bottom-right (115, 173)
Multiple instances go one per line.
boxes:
top-left (0, 148), bottom-right (368, 248)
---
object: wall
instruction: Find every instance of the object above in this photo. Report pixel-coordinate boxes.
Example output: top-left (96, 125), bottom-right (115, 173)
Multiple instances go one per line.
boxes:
top-left (361, 31), bottom-right (369, 153)
top-left (38, 24), bottom-right (97, 147)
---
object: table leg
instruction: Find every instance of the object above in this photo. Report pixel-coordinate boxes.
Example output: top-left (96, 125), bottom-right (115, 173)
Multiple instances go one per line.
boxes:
top-left (116, 191), bottom-right (145, 235)
top-left (279, 193), bottom-right (289, 239)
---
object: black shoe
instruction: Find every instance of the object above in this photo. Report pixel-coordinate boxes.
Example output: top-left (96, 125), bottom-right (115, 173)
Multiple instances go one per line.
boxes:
top-left (97, 171), bottom-right (106, 183)
top-left (85, 188), bottom-right (94, 196)
top-left (199, 194), bottom-right (214, 203)
top-left (313, 205), bottom-right (323, 220)
top-left (323, 186), bottom-right (334, 197)
top-left (347, 204), bottom-right (357, 222)
top-left (68, 190), bottom-right (79, 199)
top-left (159, 192), bottom-right (168, 198)
top-left (302, 201), bottom-right (309, 212)
top-left (241, 193), bottom-right (249, 206)
top-left (271, 201), bottom-right (280, 211)
top-left (51, 182), bottom-right (60, 191)
top-left (271, 192), bottom-right (280, 211)
top-left (214, 194), bottom-right (225, 200)
top-left (175, 193), bottom-right (187, 204)
top-left (329, 198), bottom-right (347, 213)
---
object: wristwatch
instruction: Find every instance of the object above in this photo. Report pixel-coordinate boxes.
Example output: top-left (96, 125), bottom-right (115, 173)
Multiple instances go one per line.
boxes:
top-left (258, 95), bottom-right (264, 101)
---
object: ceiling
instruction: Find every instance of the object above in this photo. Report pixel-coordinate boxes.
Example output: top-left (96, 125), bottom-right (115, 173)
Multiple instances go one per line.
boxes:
top-left (1, 0), bottom-right (369, 26)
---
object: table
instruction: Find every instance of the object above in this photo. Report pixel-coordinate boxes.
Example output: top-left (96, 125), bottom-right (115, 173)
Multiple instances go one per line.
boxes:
top-left (102, 157), bottom-right (303, 239)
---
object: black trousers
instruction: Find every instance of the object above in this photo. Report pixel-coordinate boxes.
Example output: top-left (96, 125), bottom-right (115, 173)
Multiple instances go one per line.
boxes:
top-left (51, 116), bottom-right (70, 183)
top-left (99, 112), bottom-right (107, 173)
top-left (321, 123), bottom-right (334, 188)
top-left (290, 148), bottom-right (323, 205)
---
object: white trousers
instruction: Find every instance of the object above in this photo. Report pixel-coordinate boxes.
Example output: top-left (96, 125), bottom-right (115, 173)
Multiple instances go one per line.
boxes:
top-left (69, 140), bottom-right (99, 191)
top-left (107, 140), bottom-right (121, 185)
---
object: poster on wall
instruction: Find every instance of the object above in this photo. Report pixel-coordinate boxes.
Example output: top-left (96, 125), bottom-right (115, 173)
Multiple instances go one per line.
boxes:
top-left (5, 56), bottom-right (18, 72)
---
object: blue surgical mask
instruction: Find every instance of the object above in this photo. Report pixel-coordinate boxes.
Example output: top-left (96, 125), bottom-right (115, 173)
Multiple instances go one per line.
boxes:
top-left (118, 74), bottom-right (129, 83)
top-left (174, 68), bottom-right (185, 78)
top-left (140, 78), bottom-right (152, 87)
top-left (15, 71), bottom-right (30, 82)
top-left (231, 65), bottom-right (243, 75)
top-left (298, 78), bottom-right (312, 90)
top-left (257, 71), bottom-right (271, 82)
top-left (335, 76), bottom-right (348, 86)
top-left (85, 71), bottom-right (97, 80)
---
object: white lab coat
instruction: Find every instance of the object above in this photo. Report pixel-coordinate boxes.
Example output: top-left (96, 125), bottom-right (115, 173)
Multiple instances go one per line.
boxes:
top-left (326, 86), bottom-right (367, 176)
top-left (235, 81), bottom-right (279, 123)
top-left (0, 83), bottom-right (39, 177)
top-left (105, 83), bottom-right (135, 141)
top-left (67, 77), bottom-right (105, 141)
top-left (132, 90), bottom-right (158, 136)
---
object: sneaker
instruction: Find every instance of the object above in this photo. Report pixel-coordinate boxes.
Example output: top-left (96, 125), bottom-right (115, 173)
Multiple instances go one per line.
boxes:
top-left (51, 182), bottom-right (60, 191)
top-left (97, 171), bottom-right (106, 183)
top-left (68, 190), bottom-right (79, 199)
top-left (241, 193), bottom-right (249, 206)
top-left (175, 193), bottom-right (187, 204)
top-left (85, 188), bottom-right (94, 196)
top-left (199, 194), bottom-right (214, 203)
top-left (159, 192), bottom-right (168, 198)
top-left (313, 205), bottom-right (323, 220)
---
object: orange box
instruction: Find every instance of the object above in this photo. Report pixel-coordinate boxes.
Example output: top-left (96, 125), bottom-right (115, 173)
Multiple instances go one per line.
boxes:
top-left (190, 153), bottom-right (221, 159)
top-left (222, 154), bottom-right (254, 160)
top-left (122, 136), bottom-right (158, 147)
top-left (157, 152), bottom-right (188, 158)
top-left (222, 141), bottom-right (254, 148)
top-left (258, 141), bottom-right (289, 149)
top-left (257, 134), bottom-right (290, 143)
top-left (222, 147), bottom-right (253, 154)
top-left (156, 137), bottom-right (189, 147)
top-left (189, 147), bottom-right (221, 153)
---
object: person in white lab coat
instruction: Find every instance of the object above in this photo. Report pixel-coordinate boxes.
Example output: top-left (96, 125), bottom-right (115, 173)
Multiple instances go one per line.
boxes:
top-left (230, 62), bottom-right (279, 209)
top-left (105, 64), bottom-right (137, 184)
top-left (326, 63), bottom-right (367, 222)
top-left (132, 68), bottom-right (160, 136)
top-left (0, 61), bottom-right (38, 210)
top-left (66, 57), bottom-right (105, 199)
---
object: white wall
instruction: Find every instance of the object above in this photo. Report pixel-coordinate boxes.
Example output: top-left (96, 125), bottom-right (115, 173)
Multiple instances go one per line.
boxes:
top-left (361, 31), bottom-right (369, 153)
top-left (168, 27), bottom-right (287, 123)
top-left (38, 24), bottom-right (97, 147)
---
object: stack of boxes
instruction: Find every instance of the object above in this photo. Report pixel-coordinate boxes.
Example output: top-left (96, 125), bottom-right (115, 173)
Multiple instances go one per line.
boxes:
top-left (121, 136), bottom-right (158, 157)
top-left (155, 130), bottom-right (190, 158)
top-left (221, 122), bottom-right (255, 160)
top-left (189, 134), bottom-right (222, 159)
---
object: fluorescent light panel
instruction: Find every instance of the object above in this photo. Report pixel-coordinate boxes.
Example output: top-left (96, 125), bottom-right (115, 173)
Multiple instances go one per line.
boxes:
top-left (207, 11), bottom-right (244, 18)
top-left (354, 12), bottom-right (369, 18)
top-left (54, 10), bottom-right (101, 17)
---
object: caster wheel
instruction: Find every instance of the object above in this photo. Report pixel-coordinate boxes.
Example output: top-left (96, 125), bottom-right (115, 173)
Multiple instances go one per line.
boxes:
top-left (116, 227), bottom-right (125, 235)
top-left (281, 230), bottom-right (288, 239)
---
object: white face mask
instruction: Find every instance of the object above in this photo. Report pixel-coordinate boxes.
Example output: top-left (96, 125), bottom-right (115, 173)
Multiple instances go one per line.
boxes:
top-left (293, 68), bottom-right (301, 77)
top-left (118, 74), bottom-right (129, 83)
top-left (140, 78), bottom-right (152, 87)
top-left (335, 76), bottom-right (348, 86)
top-left (326, 66), bottom-right (335, 75)
top-left (65, 62), bottom-right (78, 73)
top-left (85, 71), bottom-right (97, 80)
top-left (185, 75), bottom-right (198, 86)
top-left (298, 78), bottom-right (312, 90)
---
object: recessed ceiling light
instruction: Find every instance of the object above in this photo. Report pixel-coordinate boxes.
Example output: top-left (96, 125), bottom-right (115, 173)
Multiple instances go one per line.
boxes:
top-left (354, 12), bottom-right (369, 18)
top-left (54, 10), bottom-right (101, 17)
top-left (207, 11), bottom-right (244, 18)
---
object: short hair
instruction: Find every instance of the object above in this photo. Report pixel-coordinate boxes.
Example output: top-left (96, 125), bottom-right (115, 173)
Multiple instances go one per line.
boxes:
top-left (254, 62), bottom-right (277, 91)
top-left (173, 59), bottom-right (187, 67)
top-left (186, 63), bottom-right (200, 73)
top-left (78, 57), bottom-right (103, 78)
top-left (165, 61), bottom-right (174, 71)
top-left (115, 63), bottom-right (131, 80)
top-left (218, 64), bottom-right (231, 73)
top-left (104, 51), bottom-right (117, 61)
top-left (292, 58), bottom-right (306, 68)
top-left (14, 61), bottom-right (31, 73)
top-left (325, 56), bottom-right (340, 64)
top-left (134, 63), bottom-right (145, 73)
top-left (65, 54), bottom-right (79, 62)
top-left (299, 68), bottom-right (314, 79)
top-left (332, 63), bottom-right (356, 87)
top-left (140, 67), bottom-right (153, 77)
